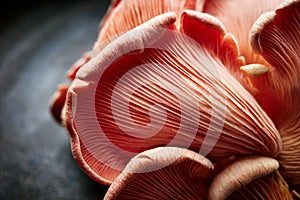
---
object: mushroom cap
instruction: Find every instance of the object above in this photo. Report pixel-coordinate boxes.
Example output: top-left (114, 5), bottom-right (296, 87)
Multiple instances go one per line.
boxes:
top-left (104, 147), bottom-right (214, 200)
top-left (228, 170), bottom-right (293, 200)
top-left (64, 11), bottom-right (281, 184)
top-left (208, 156), bottom-right (280, 200)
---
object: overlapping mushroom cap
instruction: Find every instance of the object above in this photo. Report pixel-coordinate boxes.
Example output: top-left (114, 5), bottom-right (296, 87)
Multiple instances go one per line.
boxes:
top-left (50, 0), bottom-right (300, 198)
top-left (104, 147), bottom-right (214, 199)
top-left (104, 150), bottom-right (292, 199)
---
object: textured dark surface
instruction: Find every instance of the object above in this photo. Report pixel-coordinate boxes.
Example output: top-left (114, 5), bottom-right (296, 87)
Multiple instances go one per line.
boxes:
top-left (0, 1), bottom-right (110, 199)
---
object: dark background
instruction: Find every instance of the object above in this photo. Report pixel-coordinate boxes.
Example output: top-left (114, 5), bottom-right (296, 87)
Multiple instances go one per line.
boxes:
top-left (0, 0), bottom-right (110, 199)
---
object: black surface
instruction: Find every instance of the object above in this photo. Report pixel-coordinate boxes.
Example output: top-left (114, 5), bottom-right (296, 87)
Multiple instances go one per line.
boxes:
top-left (0, 1), bottom-right (110, 199)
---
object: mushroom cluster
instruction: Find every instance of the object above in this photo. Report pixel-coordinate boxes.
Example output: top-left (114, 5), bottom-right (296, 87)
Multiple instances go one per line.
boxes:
top-left (50, 0), bottom-right (300, 199)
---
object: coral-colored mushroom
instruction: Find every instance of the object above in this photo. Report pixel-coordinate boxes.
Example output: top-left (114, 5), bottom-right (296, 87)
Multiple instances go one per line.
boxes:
top-left (208, 156), bottom-right (292, 200)
top-left (249, 0), bottom-right (300, 188)
top-left (104, 147), bottom-right (214, 199)
top-left (229, 171), bottom-right (293, 200)
top-left (65, 12), bottom-right (281, 184)
top-left (50, 0), bottom-right (300, 197)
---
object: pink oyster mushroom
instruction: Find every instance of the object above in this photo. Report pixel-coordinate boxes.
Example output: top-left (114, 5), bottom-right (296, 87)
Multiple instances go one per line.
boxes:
top-left (50, 0), bottom-right (300, 199)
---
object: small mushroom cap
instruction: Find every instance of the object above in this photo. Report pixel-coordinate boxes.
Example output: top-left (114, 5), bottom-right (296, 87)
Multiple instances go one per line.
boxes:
top-left (228, 170), bottom-right (293, 200)
top-left (104, 147), bottom-right (214, 200)
top-left (208, 156), bottom-right (279, 200)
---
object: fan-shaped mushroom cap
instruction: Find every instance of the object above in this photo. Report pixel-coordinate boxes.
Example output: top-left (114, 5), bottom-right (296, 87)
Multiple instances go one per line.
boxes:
top-left (228, 170), bottom-right (293, 200)
top-left (104, 147), bottom-right (214, 200)
top-left (208, 156), bottom-right (280, 200)
top-left (65, 11), bottom-right (282, 184)
top-left (49, 0), bottom-right (300, 197)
